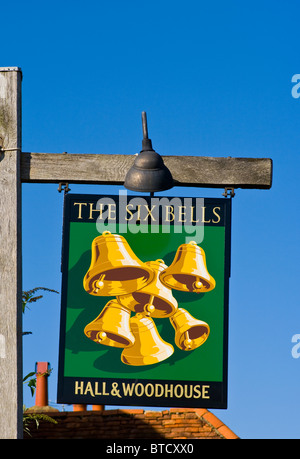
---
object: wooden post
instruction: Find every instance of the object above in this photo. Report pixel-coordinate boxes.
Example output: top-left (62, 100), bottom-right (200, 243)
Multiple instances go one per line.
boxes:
top-left (0, 67), bottom-right (23, 439)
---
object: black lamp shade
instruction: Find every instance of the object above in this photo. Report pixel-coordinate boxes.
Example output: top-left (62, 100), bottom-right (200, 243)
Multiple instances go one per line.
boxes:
top-left (124, 112), bottom-right (174, 193)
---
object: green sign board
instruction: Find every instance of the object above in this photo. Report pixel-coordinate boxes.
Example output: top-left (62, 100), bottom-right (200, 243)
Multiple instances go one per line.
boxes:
top-left (57, 193), bottom-right (231, 408)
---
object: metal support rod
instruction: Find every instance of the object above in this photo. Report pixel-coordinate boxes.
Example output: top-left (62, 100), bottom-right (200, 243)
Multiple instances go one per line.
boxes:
top-left (141, 111), bottom-right (148, 139)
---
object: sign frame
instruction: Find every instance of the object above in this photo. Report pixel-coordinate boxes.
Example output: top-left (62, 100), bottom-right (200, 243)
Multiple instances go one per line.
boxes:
top-left (57, 192), bottom-right (231, 409)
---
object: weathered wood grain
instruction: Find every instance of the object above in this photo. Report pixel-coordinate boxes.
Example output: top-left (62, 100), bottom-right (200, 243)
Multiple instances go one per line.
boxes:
top-left (0, 67), bottom-right (23, 439)
top-left (21, 152), bottom-right (272, 189)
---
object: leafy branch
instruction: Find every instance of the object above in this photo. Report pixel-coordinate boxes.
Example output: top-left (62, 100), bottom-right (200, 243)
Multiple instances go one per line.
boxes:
top-left (23, 371), bottom-right (37, 397)
top-left (23, 407), bottom-right (58, 437)
top-left (22, 287), bottom-right (59, 336)
top-left (22, 287), bottom-right (59, 314)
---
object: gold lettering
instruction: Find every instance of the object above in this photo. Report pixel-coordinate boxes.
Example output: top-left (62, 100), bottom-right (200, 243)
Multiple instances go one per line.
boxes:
top-left (178, 206), bottom-right (187, 223)
top-left (212, 206), bottom-right (221, 224)
top-left (95, 382), bottom-right (101, 396)
top-left (102, 382), bottom-right (109, 396)
top-left (125, 204), bottom-right (142, 222)
top-left (84, 381), bottom-right (95, 397)
top-left (126, 204), bottom-right (134, 221)
top-left (165, 206), bottom-right (175, 222)
top-left (164, 383), bottom-right (173, 397)
top-left (134, 383), bottom-right (144, 397)
top-left (174, 384), bottom-right (184, 398)
top-left (75, 380), bottom-right (84, 394)
top-left (144, 383), bottom-right (155, 397)
top-left (73, 202), bottom-right (87, 219)
top-left (190, 206), bottom-right (200, 223)
top-left (184, 384), bottom-right (193, 398)
top-left (155, 384), bottom-right (164, 397)
top-left (201, 207), bottom-right (211, 223)
top-left (94, 381), bottom-right (110, 396)
top-left (89, 202), bottom-right (103, 220)
top-left (202, 385), bottom-right (210, 399)
top-left (122, 382), bottom-right (135, 396)
top-left (143, 205), bottom-right (156, 221)
top-left (107, 204), bottom-right (116, 220)
top-left (193, 385), bottom-right (201, 399)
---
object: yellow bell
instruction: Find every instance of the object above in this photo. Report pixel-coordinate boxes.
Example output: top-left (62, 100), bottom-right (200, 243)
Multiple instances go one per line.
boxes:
top-left (170, 308), bottom-right (210, 351)
top-left (117, 259), bottom-right (178, 318)
top-left (121, 313), bottom-right (174, 366)
top-left (84, 300), bottom-right (135, 348)
top-left (160, 241), bottom-right (216, 293)
top-left (83, 231), bottom-right (154, 296)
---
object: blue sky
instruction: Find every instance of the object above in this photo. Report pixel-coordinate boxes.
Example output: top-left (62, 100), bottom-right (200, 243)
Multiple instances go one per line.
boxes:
top-left (3, 0), bottom-right (300, 439)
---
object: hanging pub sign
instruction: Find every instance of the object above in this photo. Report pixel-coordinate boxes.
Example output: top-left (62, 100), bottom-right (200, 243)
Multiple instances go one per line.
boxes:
top-left (57, 192), bottom-right (231, 408)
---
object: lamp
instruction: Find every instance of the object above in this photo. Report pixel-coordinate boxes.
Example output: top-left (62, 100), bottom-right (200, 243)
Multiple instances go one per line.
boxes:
top-left (124, 112), bottom-right (174, 193)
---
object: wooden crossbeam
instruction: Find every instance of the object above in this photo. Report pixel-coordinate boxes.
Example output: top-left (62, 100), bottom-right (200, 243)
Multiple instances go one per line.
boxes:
top-left (20, 152), bottom-right (272, 189)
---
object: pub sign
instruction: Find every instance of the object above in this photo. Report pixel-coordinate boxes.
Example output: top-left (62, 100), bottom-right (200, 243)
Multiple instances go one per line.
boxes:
top-left (57, 192), bottom-right (231, 408)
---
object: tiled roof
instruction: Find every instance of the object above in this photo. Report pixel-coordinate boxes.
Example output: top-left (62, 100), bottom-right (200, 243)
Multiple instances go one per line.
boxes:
top-left (25, 407), bottom-right (239, 439)
top-left (191, 408), bottom-right (239, 439)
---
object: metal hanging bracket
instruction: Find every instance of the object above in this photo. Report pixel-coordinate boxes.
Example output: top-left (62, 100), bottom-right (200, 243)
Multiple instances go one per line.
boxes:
top-left (223, 187), bottom-right (235, 198)
top-left (58, 182), bottom-right (70, 194)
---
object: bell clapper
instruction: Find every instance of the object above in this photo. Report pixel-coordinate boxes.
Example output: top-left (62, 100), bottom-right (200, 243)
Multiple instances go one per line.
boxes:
top-left (183, 331), bottom-right (192, 350)
top-left (144, 304), bottom-right (155, 316)
top-left (93, 274), bottom-right (106, 293)
top-left (144, 295), bottom-right (155, 316)
top-left (97, 331), bottom-right (107, 343)
top-left (193, 278), bottom-right (203, 292)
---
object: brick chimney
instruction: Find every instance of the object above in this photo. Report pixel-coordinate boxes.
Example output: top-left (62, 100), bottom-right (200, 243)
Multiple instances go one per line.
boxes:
top-left (26, 362), bottom-right (59, 413)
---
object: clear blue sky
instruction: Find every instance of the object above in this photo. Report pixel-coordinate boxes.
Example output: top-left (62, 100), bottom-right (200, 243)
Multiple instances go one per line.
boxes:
top-left (2, 0), bottom-right (300, 439)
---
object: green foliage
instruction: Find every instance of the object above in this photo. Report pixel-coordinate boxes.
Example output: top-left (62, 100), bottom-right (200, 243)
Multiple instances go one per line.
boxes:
top-left (23, 371), bottom-right (37, 397)
top-left (23, 406), bottom-right (58, 437)
top-left (22, 286), bottom-right (59, 314)
top-left (22, 287), bottom-right (59, 336)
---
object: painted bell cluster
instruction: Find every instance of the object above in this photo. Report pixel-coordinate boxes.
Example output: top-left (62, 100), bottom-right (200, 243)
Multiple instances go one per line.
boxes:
top-left (83, 231), bottom-right (216, 366)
